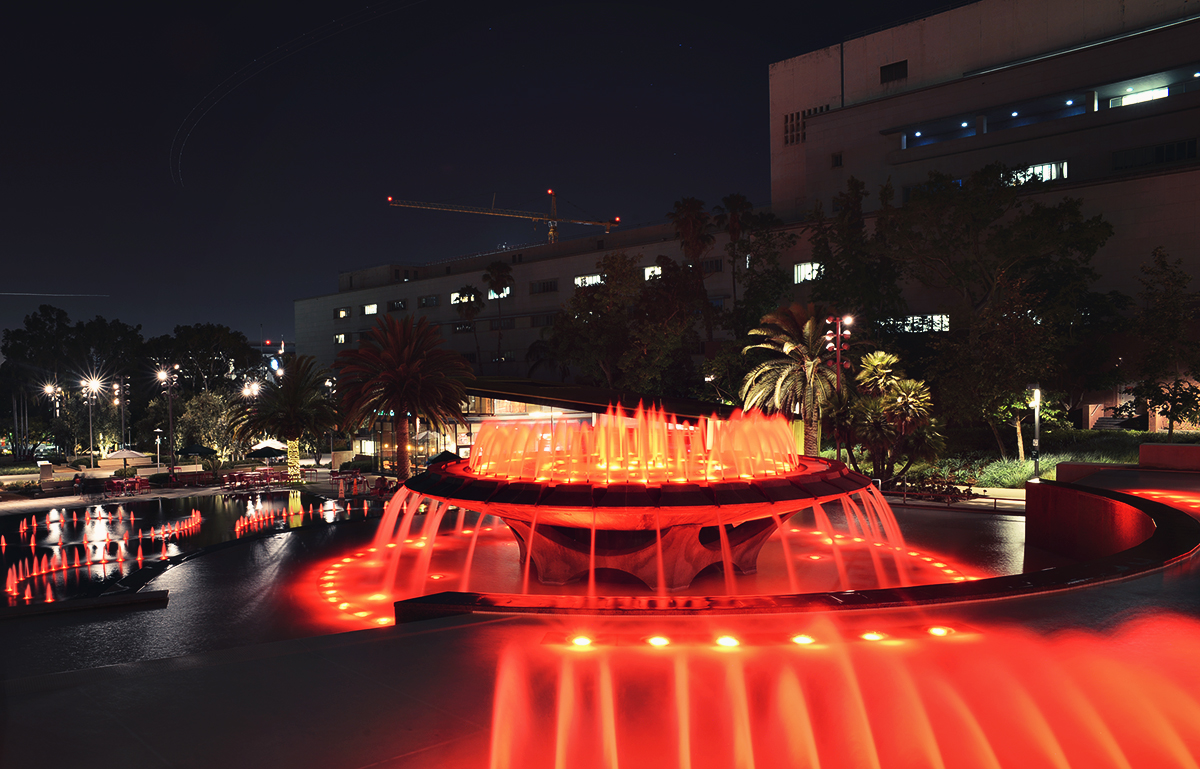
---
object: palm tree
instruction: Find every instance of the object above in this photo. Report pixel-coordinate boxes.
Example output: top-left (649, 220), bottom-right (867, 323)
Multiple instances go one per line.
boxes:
top-left (667, 197), bottom-right (716, 341)
top-left (454, 284), bottom-right (487, 374)
top-left (482, 261), bottom-right (514, 375)
top-left (712, 193), bottom-right (753, 306)
top-left (229, 355), bottom-right (339, 481)
top-left (741, 304), bottom-right (841, 456)
top-left (335, 314), bottom-right (473, 479)
top-left (852, 351), bottom-right (940, 481)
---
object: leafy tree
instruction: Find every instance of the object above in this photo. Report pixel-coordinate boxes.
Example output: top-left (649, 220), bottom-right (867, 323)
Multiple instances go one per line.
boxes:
top-left (741, 304), bottom-right (842, 456)
top-left (810, 177), bottom-right (907, 331)
top-left (728, 214), bottom-right (795, 339)
top-left (1114, 248), bottom-right (1200, 438)
top-left (145, 323), bottom-right (258, 395)
top-left (667, 197), bottom-right (716, 340)
top-left (712, 193), bottom-right (753, 307)
top-left (453, 284), bottom-right (487, 374)
top-left (177, 392), bottom-right (235, 457)
top-left (335, 315), bottom-right (473, 478)
top-left (544, 252), bottom-right (704, 398)
top-left (481, 261), bottom-right (514, 375)
top-left (230, 355), bottom-right (339, 480)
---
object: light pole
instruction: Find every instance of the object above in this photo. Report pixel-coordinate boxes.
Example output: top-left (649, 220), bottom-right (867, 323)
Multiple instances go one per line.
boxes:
top-left (157, 365), bottom-right (179, 475)
top-left (81, 377), bottom-right (103, 468)
top-left (824, 315), bottom-right (853, 463)
top-left (1029, 384), bottom-right (1042, 480)
top-left (154, 428), bottom-right (163, 470)
top-left (42, 383), bottom-right (62, 418)
top-left (113, 376), bottom-right (127, 449)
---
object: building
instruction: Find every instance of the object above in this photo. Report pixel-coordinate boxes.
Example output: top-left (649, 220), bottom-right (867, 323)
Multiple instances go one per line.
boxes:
top-left (769, 0), bottom-right (1200, 426)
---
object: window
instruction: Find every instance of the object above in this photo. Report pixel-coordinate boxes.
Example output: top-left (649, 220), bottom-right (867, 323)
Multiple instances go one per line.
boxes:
top-left (1109, 87), bottom-right (1168, 108)
top-left (644, 265), bottom-right (662, 280)
top-left (491, 351), bottom-right (516, 363)
top-left (794, 262), bottom-right (821, 283)
top-left (530, 279), bottom-right (558, 294)
top-left (394, 269), bottom-right (400, 280)
top-left (880, 60), bottom-right (908, 84)
top-left (453, 322), bottom-right (474, 334)
top-left (709, 297), bottom-right (725, 309)
top-left (490, 318), bottom-right (515, 331)
top-left (463, 352), bottom-right (476, 364)
top-left (362, 303), bottom-right (378, 315)
top-left (334, 307), bottom-right (351, 320)
top-left (784, 111), bottom-right (803, 146)
top-left (334, 333), bottom-right (346, 344)
top-left (418, 295), bottom-right (439, 308)
top-left (487, 286), bottom-right (511, 299)
top-left (387, 299), bottom-right (406, 312)
top-left (831, 152), bottom-right (843, 168)
top-left (701, 258), bottom-right (723, 273)
top-left (450, 291), bottom-right (477, 305)
top-left (1013, 161), bottom-right (1068, 184)
top-left (356, 331), bottom-right (371, 341)
top-left (884, 314), bottom-right (950, 333)
top-left (1113, 138), bottom-right (1196, 171)
top-left (575, 274), bottom-right (602, 287)
top-left (530, 313), bottom-right (556, 328)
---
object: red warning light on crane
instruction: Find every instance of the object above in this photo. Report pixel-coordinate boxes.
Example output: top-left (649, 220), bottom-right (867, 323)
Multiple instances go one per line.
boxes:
top-left (547, 189), bottom-right (553, 195)
top-left (387, 196), bottom-right (393, 202)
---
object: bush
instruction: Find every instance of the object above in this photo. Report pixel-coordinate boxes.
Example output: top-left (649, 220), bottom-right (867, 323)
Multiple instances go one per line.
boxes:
top-left (339, 458), bottom-right (375, 473)
top-left (112, 466), bottom-right (138, 479)
top-left (147, 472), bottom-right (171, 485)
top-left (4, 480), bottom-right (40, 496)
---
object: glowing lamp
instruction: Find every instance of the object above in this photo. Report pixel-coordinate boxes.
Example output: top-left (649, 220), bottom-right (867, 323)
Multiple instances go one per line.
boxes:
top-left (547, 189), bottom-right (554, 195)
top-left (791, 634), bottom-right (815, 645)
top-left (716, 636), bottom-right (740, 647)
top-left (861, 632), bottom-right (886, 641)
top-left (927, 626), bottom-right (954, 637)
top-left (647, 636), bottom-right (670, 647)
top-left (571, 635), bottom-right (592, 647)
top-left (387, 196), bottom-right (393, 201)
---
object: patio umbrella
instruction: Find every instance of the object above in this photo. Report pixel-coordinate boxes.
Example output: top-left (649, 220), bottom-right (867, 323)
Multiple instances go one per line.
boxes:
top-left (251, 439), bottom-right (288, 452)
top-left (246, 446), bottom-right (287, 460)
top-left (179, 444), bottom-right (217, 457)
top-left (107, 448), bottom-right (147, 473)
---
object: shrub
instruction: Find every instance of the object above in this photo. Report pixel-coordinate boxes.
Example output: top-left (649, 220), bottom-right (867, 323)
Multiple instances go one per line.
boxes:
top-left (339, 458), bottom-right (375, 473)
top-left (112, 466), bottom-right (138, 479)
top-left (147, 472), bottom-right (171, 485)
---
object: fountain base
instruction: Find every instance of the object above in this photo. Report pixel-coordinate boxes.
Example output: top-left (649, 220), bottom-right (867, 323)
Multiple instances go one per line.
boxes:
top-left (504, 517), bottom-right (779, 589)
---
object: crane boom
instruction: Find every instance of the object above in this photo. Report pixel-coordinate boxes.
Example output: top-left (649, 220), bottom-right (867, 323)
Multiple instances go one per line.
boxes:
top-left (386, 190), bottom-right (618, 244)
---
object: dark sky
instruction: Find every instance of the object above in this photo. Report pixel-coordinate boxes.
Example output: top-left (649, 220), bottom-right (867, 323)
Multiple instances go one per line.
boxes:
top-left (2, 0), bottom-right (949, 347)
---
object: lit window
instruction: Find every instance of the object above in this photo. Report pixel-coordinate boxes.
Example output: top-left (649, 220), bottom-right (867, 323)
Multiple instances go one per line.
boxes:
top-left (387, 299), bottom-right (405, 312)
top-left (362, 303), bottom-right (378, 315)
top-left (794, 262), bottom-right (821, 283)
top-left (487, 287), bottom-right (511, 299)
top-left (450, 292), bottom-right (476, 305)
top-left (335, 307), bottom-right (351, 319)
top-left (334, 333), bottom-right (346, 344)
top-left (418, 295), bottom-right (438, 308)
top-left (575, 274), bottom-right (602, 287)
top-left (886, 314), bottom-right (950, 333)
top-left (1013, 161), bottom-right (1068, 184)
top-left (644, 265), bottom-right (662, 280)
top-left (1110, 87), bottom-right (1169, 108)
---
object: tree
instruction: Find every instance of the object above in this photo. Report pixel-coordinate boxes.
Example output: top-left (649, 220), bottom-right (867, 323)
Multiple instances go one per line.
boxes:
top-left (741, 304), bottom-right (842, 456)
top-left (230, 356), bottom-right (339, 481)
top-left (849, 351), bottom-right (942, 482)
top-left (335, 314), bottom-right (473, 479)
top-left (810, 177), bottom-right (907, 331)
top-left (481, 261), bottom-right (514, 375)
top-left (177, 392), bottom-right (235, 457)
top-left (145, 323), bottom-right (258, 395)
top-left (543, 252), bottom-right (704, 397)
top-left (1115, 248), bottom-right (1200, 438)
top-left (728, 213), bottom-right (795, 340)
top-left (453, 284), bottom-right (487, 374)
top-left (712, 193), bottom-right (753, 307)
top-left (667, 197), bottom-right (716, 340)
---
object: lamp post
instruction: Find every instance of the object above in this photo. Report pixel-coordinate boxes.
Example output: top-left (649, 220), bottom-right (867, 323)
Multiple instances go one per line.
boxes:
top-left (824, 315), bottom-right (853, 463)
top-left (1029, 384), bottom-right (1042, 480)
top-left (154, 428), bottom-right (163, 471)
top-left (42, 383), bottom-right (62, 418)
top-left (157, 365), bottom-right (179, 476)
top-left (81, 377), bottom-right (103, 468)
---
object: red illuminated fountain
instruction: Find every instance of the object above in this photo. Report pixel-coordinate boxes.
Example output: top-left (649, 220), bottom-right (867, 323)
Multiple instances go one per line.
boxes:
top-left (379, 406), bottom-right (913, 595)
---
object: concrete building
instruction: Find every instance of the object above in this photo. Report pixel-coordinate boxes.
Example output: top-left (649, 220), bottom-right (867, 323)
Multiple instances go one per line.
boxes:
top-left (769, 0), bottom-right (1200, 303)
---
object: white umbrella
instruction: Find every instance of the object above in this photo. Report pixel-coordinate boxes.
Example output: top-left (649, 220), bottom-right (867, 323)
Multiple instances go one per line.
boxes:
top-left (251, 439), bottom-right (288, 451)
top-left (107, 448), bottom-right (147, 473)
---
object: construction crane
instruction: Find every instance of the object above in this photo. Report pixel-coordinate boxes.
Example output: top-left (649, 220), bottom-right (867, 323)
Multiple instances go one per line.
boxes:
top-left (386, 189), bottom-right (619, 244)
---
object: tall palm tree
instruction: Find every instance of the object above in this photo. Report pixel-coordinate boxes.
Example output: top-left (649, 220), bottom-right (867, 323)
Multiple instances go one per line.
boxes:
top-left (668, 197), bottom-right (716, 341)
top-left (454, 284), bottom-right (487, 374)
top-left (335, 314), bottom-right (473, 479)
top-left (482, 261), bottom-right (514, 375)
top-left (741, 304), bottom-right (841, 456)
top-left (852, 351), bottom-right (940, 481)
top-left (712, 193), bottom-right (753, 306)
top-left (229, 355), bottom-right (339, 481)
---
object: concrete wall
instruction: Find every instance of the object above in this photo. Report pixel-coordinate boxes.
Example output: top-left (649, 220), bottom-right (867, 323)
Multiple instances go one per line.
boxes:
top-left (1025, 480), bottom-right (1156, 560)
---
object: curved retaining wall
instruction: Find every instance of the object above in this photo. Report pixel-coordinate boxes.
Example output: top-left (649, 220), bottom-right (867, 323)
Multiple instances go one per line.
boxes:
top-left (1025, 480), bottom-right (1156, 560)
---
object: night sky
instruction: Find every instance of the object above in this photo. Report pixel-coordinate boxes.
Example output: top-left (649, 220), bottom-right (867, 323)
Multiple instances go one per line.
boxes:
top-left (2, 1), bottom-right (948, 347)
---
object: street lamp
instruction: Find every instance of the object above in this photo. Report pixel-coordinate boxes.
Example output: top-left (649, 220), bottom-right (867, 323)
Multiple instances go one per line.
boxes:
top-left (241, 381), bottom-right (261, 398)
top-left (42, 382), bottom-right (63, 418)
top-left (81, 377), bottom-right (103, 469)
top-left (157, 365), bottom-right (179, 475)
top-left (154, 428), bottom-right (163, 471)
top-left (1029, 384), bottom-right (1042, 481)
top-left (824, 315), bottom-right (853, 463)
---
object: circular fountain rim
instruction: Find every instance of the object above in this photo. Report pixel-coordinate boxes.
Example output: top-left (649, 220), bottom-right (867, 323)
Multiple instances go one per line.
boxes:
top-left (392, 481), bottom-right (1200, 622)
